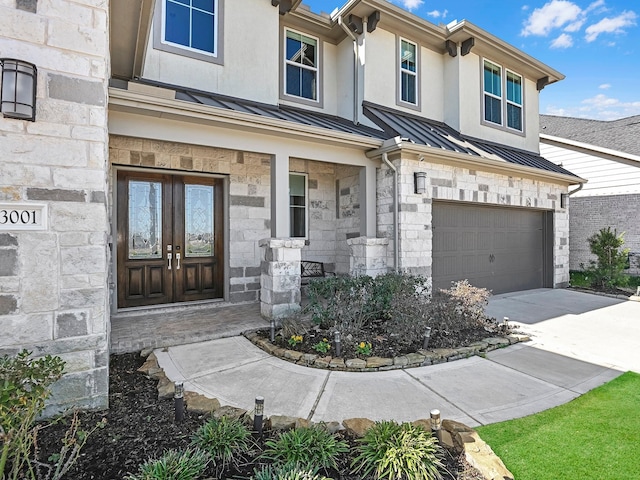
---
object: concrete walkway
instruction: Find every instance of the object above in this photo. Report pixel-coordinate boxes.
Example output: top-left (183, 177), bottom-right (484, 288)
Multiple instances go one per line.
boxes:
top-left (155, 289), bottom-right (639, 427)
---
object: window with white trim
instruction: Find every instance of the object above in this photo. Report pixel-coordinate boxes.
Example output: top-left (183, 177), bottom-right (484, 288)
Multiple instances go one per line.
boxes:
top-left (289, 174), bottom-right (307, 238)
top-left (400, 39), bottom-right (418, 105)
top-left (285, 29), bottom-right (318, 101)
top-left (483, 59), bottom-right (523, 132)
top-left (162, 0), bottom-right (218, 57)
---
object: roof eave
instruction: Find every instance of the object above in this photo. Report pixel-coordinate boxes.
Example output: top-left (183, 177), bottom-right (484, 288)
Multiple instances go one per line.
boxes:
top-left (108, 87), bottom-right (384, 150)
top-left (368, 138), bottom-right (585, 185)
top-left (447, 20), bottom-right (564, 84)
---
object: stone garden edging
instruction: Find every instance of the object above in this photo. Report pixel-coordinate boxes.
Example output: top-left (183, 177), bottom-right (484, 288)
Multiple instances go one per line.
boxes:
top-left (243, 331), bottom-right (530, 372)
top-left (138, 351), bottom-right (514, 480)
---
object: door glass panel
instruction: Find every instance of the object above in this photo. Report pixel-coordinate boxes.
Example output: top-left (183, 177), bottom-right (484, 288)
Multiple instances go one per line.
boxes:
top-left (128, 180), bottom-right (162, 259)
top-left (185, 184), bottom-right (214, 257)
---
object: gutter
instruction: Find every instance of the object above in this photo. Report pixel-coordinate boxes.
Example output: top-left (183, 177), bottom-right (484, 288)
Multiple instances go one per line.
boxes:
top-left (381, 153), bottom-right (399, 272)
top-left (337, 15), bottom-right (360, 125)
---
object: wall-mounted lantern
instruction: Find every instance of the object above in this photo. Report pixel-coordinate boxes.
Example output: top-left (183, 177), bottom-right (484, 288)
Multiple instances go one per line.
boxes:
top-left (1, 59), bottom-right (37, 121)
top-left (414, 172), bottom-right (427, 194)
top-left (560, 193), bottom-right (568, 209)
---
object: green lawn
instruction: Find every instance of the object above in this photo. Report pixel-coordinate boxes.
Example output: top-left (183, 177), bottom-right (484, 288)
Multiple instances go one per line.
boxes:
top-left (476, 372), bottom-right (640, 480)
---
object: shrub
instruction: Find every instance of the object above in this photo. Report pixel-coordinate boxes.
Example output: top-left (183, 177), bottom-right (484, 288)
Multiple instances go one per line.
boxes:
top-left (261, 426), bottom-right (349, 472)
top-left (191, 416), bottom-right (251, 472)
top-left (427, 280), bottom-right (492, 348)
top-left (585, 227), bottom-right (630, 289)
top-left (251, 463), bottom-right (330, 480)
top-left (0, 350), bottom-right (64, 479)
top-left (125, 448), bottom-right (210, 480)
top-left (352, 421), bottom-right (444, 480)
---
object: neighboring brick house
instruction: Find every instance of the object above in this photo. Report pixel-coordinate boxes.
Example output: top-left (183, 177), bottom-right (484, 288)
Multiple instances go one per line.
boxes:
top-left (1, 0), bottom-right (581, 412)
top-left (540, 115), bottom-right (640, 276)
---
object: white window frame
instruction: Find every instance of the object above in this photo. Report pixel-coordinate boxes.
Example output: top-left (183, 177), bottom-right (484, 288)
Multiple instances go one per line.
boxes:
top-left (283, 28), bottom-right (320, 105)
top-left (482, 58), bottom-right (524, 133)
top-left (154, 0), bottom-right (224, 65)
top-left (289, 173), bottom-right (308, 239)
top-left (398, 37), bottom-right (419, 107)
top-left (505, 69), bottom-right (523, 132)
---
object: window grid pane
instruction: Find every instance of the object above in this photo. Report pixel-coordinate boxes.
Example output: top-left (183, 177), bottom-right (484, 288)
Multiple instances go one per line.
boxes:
top-left (289, 174), bottom-right (307, 238)
top-left (484, 61), bottom-right (501, 97)
top-left (165, 0), bottom-right (216, 55)
top-left (485, 95), bottom-right (502, 125)
top-left (507, 72), bottom-right (522, 104)
top-left (507, 103), bottom-right (522, 130)
top-left (285, 30), bottom-right (319, 101)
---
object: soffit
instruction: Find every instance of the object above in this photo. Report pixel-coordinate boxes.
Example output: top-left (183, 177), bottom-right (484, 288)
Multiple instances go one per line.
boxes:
top-left (110, 0), bottom-right (155, 80)
top-left (447, 21), bottom-right (564, 84)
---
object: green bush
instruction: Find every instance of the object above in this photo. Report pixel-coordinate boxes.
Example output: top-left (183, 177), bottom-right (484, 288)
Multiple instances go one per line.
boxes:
top-left (351, 421), bottom-right (444, 480)
top-left (125, 448), bottom-right (210, 480)
top-left (261, 426), bottom-right (348, 472)
top-left (251, 463), bottom-right (331, 480)
top-left (191, 416), bottom-right (251, 472)
top-left (0, 350), bottom-right (65, 480)
top-left (584, 227), bottom-right (630, 289)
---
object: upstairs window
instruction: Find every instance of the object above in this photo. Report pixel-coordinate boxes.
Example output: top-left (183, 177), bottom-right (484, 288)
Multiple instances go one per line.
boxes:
top-left (506, 71), bottom-right (523, 131)
top-left (399, 39), bottom-right (418, 105)
top-left (289, 174), bottom-right (307, 238)
top-left (483, 60), bottom-right (523, 132)
top-left (157, 0), bottom-right (221, 62)
top-left (285, 30), bottom-right (318, 102)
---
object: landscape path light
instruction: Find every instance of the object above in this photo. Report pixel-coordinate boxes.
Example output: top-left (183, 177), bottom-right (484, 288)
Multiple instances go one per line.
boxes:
top-left (430, 408), bottom-right (442, 442)
top-left (174, 382), bottom-right (184, 423)
top-left (254, 396), bottom-right (264, 438)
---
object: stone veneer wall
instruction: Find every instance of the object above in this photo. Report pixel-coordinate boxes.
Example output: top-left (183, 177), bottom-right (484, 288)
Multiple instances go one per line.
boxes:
top-left (109, 135), bottom-right (272, 303)
top-left (289, 159), bottom-right (361, 275)
top-left (377, 155), bottom-right (570, 287)
top-left (569, 194), bottom-right (640, 276)
top-left (0, 0), bottom-right (110, 413)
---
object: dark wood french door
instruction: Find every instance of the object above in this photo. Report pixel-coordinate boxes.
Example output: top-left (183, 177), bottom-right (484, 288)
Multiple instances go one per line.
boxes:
top-left (117, 170), bottom-right (224, 308)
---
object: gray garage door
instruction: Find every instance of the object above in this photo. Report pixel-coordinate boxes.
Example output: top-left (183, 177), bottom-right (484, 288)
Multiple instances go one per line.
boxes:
top-left (432, 202), bottom-right (551, 294)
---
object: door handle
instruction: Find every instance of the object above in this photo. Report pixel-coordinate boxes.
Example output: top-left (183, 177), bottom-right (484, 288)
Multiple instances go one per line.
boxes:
top-left (167, 253), bottom-right (172, 270)
top-left (176, 253), bottom-right (181, 270)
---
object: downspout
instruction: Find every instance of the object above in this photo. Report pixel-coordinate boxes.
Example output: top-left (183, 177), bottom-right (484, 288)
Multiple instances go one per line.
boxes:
top-left (568, 183), bottom-right (584, 196)
top-left (337, 15), bottom-right (359, 125)
top-left (382, 153), bottom-right (399, 272)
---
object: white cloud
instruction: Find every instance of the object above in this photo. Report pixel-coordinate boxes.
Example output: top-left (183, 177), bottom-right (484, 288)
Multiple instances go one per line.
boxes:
top-left (426, 9), bottom-right (448, 19)
top-left (585, 0), bottom-right (606, 14)
top-left (393, 0), bottom-right (424, 11)
top-left (580, 94), bottom-right (640, 119)
top-left (599, 83), bottom-right (611, 90)
top-left (585, 11), bottom-right (637, 42)
top-left (521, 0), bottom-right (582, 37)
top-left (550, 33), bottom-right (574, 48)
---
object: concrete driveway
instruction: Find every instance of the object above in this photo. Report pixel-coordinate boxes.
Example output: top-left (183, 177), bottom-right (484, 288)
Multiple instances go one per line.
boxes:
top-left (155, 289), bottom-right (639, 426)
top-left (486, 288), bottom-right (640, 373)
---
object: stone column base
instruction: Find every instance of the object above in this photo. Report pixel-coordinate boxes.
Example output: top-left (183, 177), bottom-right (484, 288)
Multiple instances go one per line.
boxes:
top-left (259, 238), bottom-right (305, 319)
top-left (347, 237), bottom-right (390, 277)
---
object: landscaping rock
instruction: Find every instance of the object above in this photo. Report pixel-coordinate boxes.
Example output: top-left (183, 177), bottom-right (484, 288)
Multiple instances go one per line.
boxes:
top-left (342, 417), bottom-right (374, 438)
top-left (155, 373), bottom-right (175, 400)
top-left (299, 353), bottom-right (318, 365)
top-left (485, 337), bottom-right (510, 348)
top-left (393, 355), bottom-right (409, 366)
top-left (284, 349), bottom-right (303, 361)
top-left (366, 356), bottom-right (392, 368)
top-left (314, 356), bottom-right (332, 368)
top-left (329, 358), bottom-right (345, 369)
top-left (270, 415), bottom-right (301, 430)
top-left (140, 348), bottom-right (154, 358)
top-left (461, 431), bottom-right (514, 480)
top-left (185, 391), bottom-right (220, 414)
top-left (345, 358), bottom-right (366, 369)
top-left (138, 352), bottom-right (163, 378)
top-left (321, 421), bottom-right (343, 434)
top-left (213, 406), bottom-right (247, 420)
top-left (405, 352), bottom-right (426, 366)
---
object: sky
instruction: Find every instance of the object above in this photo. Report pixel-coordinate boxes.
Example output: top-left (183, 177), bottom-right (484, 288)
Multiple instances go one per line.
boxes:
top-left (302, 0), bottom-right (640, 120)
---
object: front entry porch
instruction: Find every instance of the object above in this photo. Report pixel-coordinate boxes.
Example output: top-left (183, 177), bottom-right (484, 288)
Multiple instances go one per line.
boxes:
top-left (110, 302), bottom-right (267, 353)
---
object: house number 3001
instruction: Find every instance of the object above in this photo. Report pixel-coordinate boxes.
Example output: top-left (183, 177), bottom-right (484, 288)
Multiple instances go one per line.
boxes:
top-left (0, 203), bottom-right (47, 231)
top-left (0, 209), bottom-right (37, 225)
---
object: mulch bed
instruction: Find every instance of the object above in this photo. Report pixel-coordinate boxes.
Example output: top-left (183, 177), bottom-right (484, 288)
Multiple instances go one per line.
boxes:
top-left (35, 352), bottom-right (484, 479)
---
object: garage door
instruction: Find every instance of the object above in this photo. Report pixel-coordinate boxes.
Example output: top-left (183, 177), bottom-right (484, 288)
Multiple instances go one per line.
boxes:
top-left (432, 202), bottom-right (550, 294)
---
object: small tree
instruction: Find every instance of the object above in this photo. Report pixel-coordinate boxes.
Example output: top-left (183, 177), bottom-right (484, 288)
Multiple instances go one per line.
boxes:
top-left (585, 227), bottom-right (629, 290)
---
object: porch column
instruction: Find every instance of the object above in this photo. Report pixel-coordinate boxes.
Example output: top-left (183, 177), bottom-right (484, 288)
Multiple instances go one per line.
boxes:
top-left (347, 237), bottom-right (390, 277)
top-left (271, 152), bottom-right (290, 237)
top-left (359, 164), bottom-right (377, 237)
top-left (259, 238), bottom-right (305, 319)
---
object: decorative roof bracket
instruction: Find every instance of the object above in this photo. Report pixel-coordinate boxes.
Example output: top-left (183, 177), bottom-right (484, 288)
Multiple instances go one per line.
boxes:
top-left (367, 11), bottom-right (380, 32)
top-left (461, 37), bottom-right (475, 56)
top-left (537, 76), bottom-right (550, 91)
top-left (348, 14), bottom-right (364, 34)
top-left (445, 40), bottom-right (457, 57)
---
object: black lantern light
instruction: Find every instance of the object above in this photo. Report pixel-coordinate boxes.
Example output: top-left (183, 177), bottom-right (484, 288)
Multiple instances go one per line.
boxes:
top-left (1, 59), bottom-right (37, 121)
